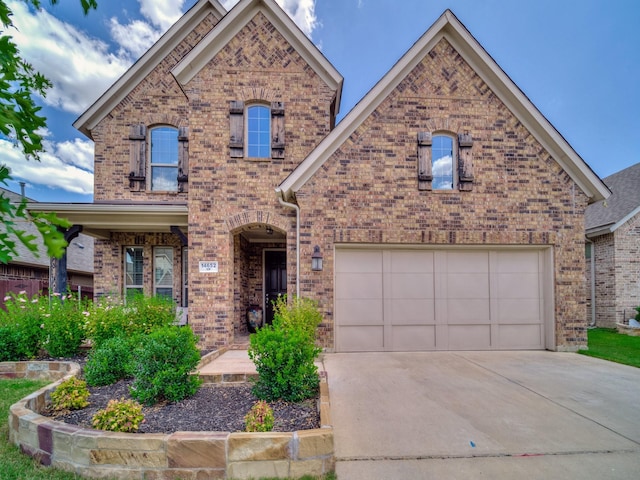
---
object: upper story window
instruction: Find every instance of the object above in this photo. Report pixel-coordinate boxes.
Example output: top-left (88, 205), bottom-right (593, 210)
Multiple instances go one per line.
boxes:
top-left (247, 105), bottom-right (271, 158)
top-left (432, 135), bottom-right (454, 190)
top-left (150, 127), bottom-right (179, 191)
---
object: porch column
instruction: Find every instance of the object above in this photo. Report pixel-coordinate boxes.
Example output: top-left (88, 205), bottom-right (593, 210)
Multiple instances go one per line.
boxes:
top-left (49, 225), bottom-right (83, 296)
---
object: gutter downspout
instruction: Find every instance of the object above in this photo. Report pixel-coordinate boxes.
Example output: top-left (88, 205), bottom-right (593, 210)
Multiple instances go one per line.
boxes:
top-left (276, 189), bottom-right (300, 298)
top-left (586, 237), bottom-right (596, 327)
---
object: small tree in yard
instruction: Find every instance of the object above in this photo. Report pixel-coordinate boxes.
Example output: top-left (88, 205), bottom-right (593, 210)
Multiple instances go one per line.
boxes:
top-left (248, 296), bottom-right (322, 402)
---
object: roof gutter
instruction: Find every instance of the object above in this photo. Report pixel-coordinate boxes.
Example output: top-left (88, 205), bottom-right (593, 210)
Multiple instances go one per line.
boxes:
top-left (275, 188), bottom-right (299, 298)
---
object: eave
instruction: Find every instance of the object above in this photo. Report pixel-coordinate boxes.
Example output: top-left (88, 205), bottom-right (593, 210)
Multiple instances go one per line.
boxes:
top-left (73, 0), bottom-right (227, 139)
top-left (586, 205), bottom-right (640, 239)
top-left (171, 0), bottom-right (343, 112)
top-left (27, 203), bottom-right (188, 240)
top-left (277, 9), bottom-right (610, 204)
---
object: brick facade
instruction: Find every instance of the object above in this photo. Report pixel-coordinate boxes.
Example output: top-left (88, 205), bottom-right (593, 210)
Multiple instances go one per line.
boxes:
top-left (81, 2), bottom-right (603, 351)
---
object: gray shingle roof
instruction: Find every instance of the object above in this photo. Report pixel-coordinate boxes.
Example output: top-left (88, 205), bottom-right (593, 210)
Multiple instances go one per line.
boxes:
top-left (585, 162), bottom-right (640, 233)
top-left (0, 188), bottom-right (94, 273)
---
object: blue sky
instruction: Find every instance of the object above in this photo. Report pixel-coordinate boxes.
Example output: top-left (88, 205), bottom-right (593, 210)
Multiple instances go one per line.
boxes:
top-left (1, 0), bottom-right (638, 202)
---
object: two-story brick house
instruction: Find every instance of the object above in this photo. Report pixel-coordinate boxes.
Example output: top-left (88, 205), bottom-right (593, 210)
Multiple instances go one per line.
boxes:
top-left (32, 0), bottom-right (609, 352)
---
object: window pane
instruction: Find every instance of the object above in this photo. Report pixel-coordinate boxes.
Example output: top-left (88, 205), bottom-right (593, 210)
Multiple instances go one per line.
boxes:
top-left (247, 105), bottom-right (270, 158)
top-left (154, 248), bottom-right (174, 300)
top-left (125, 247), bottom-right (143, 287)
top-left (151, 127), bottom-right (178, 165)
top-left (432, 136), bottom-right (454, 190)
top-left (151, 166), bottom-right (178, 191)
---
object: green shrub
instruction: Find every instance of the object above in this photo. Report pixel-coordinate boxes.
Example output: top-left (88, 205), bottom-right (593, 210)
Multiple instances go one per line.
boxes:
top-left (85, 293), bottom-right (175, 349)
top-left (0, 326), bottom-right (20, 361)
top-left (0, 291), bottom-right (44, 359)
top-left (50, 376), bottom-right (90, 411)
top-left (84, 335), bottom-right (136, 387)
top-left (244, 400), bottom-right (274, 432)
top-left (248, 296), bottom-right (322, 402)
top-left (130, 326), bottom-right (202, 405)
top-left (41, 293), bottom-right (88, 357)
top-left (92, 398), bottom-right (144, 432)
top-left (635, 306), bottom-right (640, 321)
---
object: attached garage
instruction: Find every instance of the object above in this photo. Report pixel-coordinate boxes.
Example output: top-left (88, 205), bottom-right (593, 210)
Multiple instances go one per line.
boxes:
top-left (335, 247), bottom-right (554, 352)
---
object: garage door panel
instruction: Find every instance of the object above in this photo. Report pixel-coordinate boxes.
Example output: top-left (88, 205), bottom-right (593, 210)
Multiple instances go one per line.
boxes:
top-left (447, 325), bottom-right (491, 349)
top-left (391, 326), bottom-right (435, 351)
top-left (335, 299), bottom-right (383, 326)
top-left (335, 250), bottom-right (381, 273)
top-left (445, 251), bottom-right (488, 272)
top-left (389, 273), bottom-right (434, 299)
top-left (388, 299), bottom-right (435, 325)
top-left (497, 273), bottom-right (539, 299)
top-left (336, 273), bottom-right (382, 299)
top-left (496, 299), bottom-right (540, 324)
top-left (446, 299), bottom-right (490, 324)
top-left (337, 326), bottom-right (384, 352)
top-left (497, 324), bottom-right (542, 349)
top-left (446, 273), bottom-right (489, 299)
top-left (496, 251), bottom-right (539, 272)
top-left (390, 250), bottom-right (434, 273)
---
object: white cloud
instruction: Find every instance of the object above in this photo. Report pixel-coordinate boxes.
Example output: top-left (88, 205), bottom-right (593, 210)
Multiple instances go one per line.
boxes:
top-left (0, 139), bottom-right (94, 195)
top-left (222, 0), bottom-right (318, 37)
top-left (7, 1), bottom-right (130, 115)
top-left (139, 0), bottom-right (185, 30)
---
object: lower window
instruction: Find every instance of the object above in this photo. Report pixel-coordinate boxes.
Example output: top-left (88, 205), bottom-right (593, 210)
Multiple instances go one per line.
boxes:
top-left (154, 247), bottom-right (174, 300)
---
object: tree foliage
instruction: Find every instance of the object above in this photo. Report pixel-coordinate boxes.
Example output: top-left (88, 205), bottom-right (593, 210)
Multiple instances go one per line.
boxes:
top-left (0, 0), bottom-right (97, 262)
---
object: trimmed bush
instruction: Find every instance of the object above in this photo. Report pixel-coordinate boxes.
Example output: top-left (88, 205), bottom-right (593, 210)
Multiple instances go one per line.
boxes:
top-left (50, 376), bottom-right (90, 411)
top-left (244, 400), bottom-right (274, 432)
top-left (84, 335), bottom-right (136, 387)
top-left (249, 296), bottom-right (322, 402)
top-left (130, 326), bottom-right (202, 405)
top-left (92, 398), bottom-right (144, 432)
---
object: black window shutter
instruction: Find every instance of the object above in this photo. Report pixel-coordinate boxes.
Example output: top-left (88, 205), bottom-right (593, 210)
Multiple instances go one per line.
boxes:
top-left (271, 101), bottom-right (285, 159)
top-left (229, 101), bottom-right (244, 158)
top-left (178, 126), bottom-right (189, 193)
top-left (417, 131), bottom-right (432, 191)
top-left (129, 124), bottom-right (146, 191)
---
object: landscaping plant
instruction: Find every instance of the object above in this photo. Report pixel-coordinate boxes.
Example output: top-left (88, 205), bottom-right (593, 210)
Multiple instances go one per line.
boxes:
top-left (244, 400), bottom-right (274, 432)
top-left (130, 325), bottom-right (202, 405)
top-left (40, 293), bottom-right (88, 358)
top-left (92, 398), bottom-right (144, 433)
top-left (0, 291), bottom-right (45, 359)
top-left (84, 335), bottom-right (136, 387)
top-left (249, 296), bottom-right (322, 402)
top-left (49, 376), bottom-right (90, 411)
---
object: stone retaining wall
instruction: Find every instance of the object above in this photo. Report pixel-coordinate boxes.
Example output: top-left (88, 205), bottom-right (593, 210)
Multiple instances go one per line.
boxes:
top-left (7, 361), bottom-right (333, 479)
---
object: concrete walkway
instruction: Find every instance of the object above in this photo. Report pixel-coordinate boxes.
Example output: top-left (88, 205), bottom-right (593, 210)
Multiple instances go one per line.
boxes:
top-left (325, 351), bottom-right (640, 479)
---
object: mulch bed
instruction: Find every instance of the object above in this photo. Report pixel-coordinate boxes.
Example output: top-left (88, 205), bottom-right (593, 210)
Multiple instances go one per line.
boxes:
top-left (42, 378), bottom-right (320, 434)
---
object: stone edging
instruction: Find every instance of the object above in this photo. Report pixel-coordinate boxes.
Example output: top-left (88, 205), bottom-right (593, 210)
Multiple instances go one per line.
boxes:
top-left (6, 360), bottom-right (333, 479)
top-left (616, 322), bottom-right (640, 337)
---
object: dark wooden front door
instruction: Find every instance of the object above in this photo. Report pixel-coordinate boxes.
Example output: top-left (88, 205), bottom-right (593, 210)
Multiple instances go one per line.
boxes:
top-left (264, 250), bottom-right (287, 324)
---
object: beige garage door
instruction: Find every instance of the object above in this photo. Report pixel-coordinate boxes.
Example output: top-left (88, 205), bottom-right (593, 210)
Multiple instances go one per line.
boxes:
top-left (335, 248), bottom-right (550, 352)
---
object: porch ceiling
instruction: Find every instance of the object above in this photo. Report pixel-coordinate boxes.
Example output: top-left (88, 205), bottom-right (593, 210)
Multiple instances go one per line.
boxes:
top-left (27, 202), bottom-right (188, 240)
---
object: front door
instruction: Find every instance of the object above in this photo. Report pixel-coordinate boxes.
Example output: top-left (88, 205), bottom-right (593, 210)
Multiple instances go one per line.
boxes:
top-left (264, 250), bottom-right (287, 324)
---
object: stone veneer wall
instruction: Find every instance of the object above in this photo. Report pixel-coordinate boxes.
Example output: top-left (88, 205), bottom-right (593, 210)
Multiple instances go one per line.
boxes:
top-left (7, 361), bottom-right (333, 480)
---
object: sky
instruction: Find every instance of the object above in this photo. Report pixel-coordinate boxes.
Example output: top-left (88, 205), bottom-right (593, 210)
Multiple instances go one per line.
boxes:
top-left (1, 0), bottom-right (638, 202)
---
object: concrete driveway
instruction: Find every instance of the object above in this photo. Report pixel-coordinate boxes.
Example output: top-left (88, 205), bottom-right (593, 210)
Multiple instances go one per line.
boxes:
top-left (323, 351), bottom-right (640, 479)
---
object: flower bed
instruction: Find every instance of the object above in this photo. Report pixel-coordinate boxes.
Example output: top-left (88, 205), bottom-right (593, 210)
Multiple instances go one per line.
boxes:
top-left (6, 360), bottom-right (333, 480)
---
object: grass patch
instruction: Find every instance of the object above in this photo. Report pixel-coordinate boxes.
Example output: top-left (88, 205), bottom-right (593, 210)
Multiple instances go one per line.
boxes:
top-left (578, 328), bottom-right (640, 368)
top-left (0, 378), bottom-right (89, 480)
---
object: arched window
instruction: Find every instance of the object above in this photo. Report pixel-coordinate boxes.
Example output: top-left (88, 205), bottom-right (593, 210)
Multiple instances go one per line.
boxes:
top-left (150, 126), bottom-right (178, 191)
top-left (432, 135), bottom-right (455, 190)
top-left (247, 105), bottom-right (271, 158)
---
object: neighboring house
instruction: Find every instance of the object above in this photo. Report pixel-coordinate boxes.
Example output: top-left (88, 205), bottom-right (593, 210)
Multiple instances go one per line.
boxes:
top-left (30, 0), bottom-right (609, 352)
top-left (585, 162), bottom-right (640, 327)
top-left (0, 188), bottom-right (94, 300)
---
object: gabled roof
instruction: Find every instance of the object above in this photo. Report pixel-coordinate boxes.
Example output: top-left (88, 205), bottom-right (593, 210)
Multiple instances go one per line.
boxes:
top-left (277, 9), bottom-right (610, 204)
top-left (171, 0), bottom-right (343, 109)
top-left (74, 0), bottom-right (227, 139)
top-left (585, 162), bottom-right (640, 237)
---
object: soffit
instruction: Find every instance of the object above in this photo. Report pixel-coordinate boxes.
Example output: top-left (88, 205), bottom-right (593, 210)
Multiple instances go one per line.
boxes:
top-left (171, 0), bottom-right (343, 110)
top-left (73, 0), bottom-right (227, 139)
top-left (27, 203), bottom-right (188, 240)
top-left (277, 9), bottom-right (610, 204)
